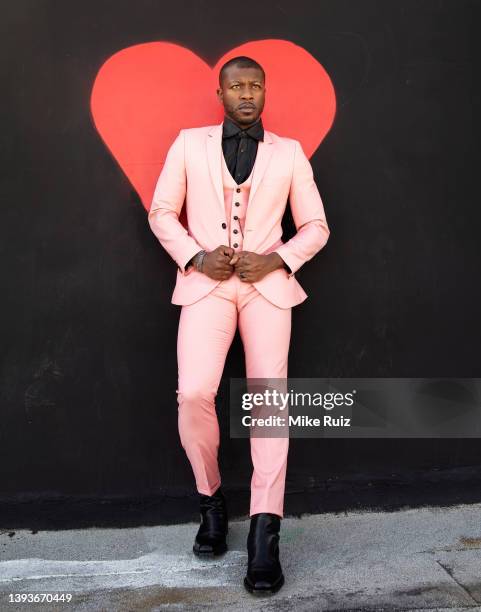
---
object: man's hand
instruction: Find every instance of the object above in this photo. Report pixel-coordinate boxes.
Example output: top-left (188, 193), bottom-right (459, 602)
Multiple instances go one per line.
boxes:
top-left (202, 245), bottom-right (235, 280)
top-left (229, 251), bottom-right (285, 282)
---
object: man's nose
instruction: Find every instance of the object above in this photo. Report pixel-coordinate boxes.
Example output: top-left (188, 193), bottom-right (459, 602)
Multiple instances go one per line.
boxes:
top-left (240, 89), bottom-right (254, 99)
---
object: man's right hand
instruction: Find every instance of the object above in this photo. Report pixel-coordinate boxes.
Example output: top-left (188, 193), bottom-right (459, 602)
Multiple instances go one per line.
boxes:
top-left (201, 245), bottom-right (235, 280)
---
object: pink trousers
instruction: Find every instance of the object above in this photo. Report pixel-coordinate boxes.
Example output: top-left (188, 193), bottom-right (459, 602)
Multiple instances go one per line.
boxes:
top-left (176, 272), bottom-right (291, 518)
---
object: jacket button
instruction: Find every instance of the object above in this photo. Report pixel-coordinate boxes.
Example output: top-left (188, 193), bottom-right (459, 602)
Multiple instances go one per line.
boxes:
top-left (236, 188), bottom-right (241, 193)
top-left (233, 229), bottom-right (238, 234)
top-left (233, 215), bottom-right (238, 220)
top-left (233, 242), bottom-right (239, 248)
top-left (221, 222), bottom-right (227, 229)
top-left (234, 202), bottom-right (240, 207)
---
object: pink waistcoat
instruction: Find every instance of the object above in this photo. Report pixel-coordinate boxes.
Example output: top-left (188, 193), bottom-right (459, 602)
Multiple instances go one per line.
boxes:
top-left (221, 151), bottom-right (253, 252)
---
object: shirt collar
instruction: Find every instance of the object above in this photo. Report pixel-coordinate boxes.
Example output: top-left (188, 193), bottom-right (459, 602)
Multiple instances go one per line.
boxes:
top-left (222, 114), bottom-right (264, 142)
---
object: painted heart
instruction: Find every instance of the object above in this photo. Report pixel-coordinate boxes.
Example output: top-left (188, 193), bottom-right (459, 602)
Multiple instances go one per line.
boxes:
top-left (90, 39), bottom-right (336, 214)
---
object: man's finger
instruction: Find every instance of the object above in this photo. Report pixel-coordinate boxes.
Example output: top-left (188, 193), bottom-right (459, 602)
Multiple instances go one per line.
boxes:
top-left (233, 253), bottom-right (248, 265)
top-left (229, 254), bottom-right (241, 265)
top-left (220, 245), bottom-right (234, 257)
top-left (236, 257), bottom-right (252, 270)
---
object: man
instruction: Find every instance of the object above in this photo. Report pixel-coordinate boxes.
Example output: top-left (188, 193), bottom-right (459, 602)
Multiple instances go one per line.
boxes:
top-left (148, 55), bottom-right (330, 595)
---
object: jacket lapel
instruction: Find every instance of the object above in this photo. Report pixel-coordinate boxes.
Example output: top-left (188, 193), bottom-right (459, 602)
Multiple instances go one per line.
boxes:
top-left (206, 122), bottom-right (274, 226)
top-left (206, 123), bottom-right (226, 221)
top-left (247, 129), bottom-right (274, 207)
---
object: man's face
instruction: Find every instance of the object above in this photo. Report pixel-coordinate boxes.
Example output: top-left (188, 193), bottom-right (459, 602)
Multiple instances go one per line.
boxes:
top-left (217, 65), bottom-right (266, 126)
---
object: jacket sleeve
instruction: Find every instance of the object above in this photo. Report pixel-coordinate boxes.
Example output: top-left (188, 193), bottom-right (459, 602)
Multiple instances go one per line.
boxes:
top-left (273, 139), bottom-right (330, 277)
top-left (147, 129), bottom-right (203, 276)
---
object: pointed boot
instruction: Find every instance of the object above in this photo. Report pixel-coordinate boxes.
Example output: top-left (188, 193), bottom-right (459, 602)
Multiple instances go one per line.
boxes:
top-left (244, 512), bottom-right (285, 594)
top-left (193, 486), bottom-right (228, 556)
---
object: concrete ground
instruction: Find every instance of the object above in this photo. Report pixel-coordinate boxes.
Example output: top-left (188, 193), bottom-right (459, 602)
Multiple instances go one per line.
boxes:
top-left (1, 503), bottom-right (481, 611)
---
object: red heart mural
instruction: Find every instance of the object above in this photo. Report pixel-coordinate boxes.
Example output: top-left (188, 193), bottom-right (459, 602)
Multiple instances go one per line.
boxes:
top-left (90, 39), bottom-right (336, 213)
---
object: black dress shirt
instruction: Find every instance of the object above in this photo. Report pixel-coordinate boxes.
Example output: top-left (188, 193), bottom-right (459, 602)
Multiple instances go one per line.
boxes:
top-left (221, 114), bottom-right (264, 184)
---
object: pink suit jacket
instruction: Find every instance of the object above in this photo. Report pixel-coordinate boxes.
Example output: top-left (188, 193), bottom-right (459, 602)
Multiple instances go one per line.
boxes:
top-left (148, 122), bottom-right (330, 309)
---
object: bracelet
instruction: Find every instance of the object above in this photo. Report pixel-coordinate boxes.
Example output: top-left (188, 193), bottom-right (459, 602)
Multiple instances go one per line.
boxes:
top-left (197, 251), bottom-right (207, 272)
top-left (193, 250), bottom-right (207, 273)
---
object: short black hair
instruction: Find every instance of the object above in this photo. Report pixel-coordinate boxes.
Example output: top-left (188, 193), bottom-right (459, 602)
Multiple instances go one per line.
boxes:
top-left (218, 56), bottom-right (265, 86)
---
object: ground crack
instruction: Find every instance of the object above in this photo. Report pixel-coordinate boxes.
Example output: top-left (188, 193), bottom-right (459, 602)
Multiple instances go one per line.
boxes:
top-left (436, 558), bottom-right (479, 605)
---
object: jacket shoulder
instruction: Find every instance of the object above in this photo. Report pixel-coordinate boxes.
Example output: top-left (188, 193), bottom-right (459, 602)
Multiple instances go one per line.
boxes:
top-left (180, 124), bottom-right (218, 137)
top-left (266, 129), bottom-right (296, 143)
top-left (266, 130), bottom-right (298, 155)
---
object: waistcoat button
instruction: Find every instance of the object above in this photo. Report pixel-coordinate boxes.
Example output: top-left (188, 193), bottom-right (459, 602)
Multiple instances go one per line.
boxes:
top-left (236, 188), bottom-right (241, 193)
top-left (233, 242), bottom-right (239, 248)
top-left (233, 215), bottom-right (238, 220)
top-left (221, 222), bottom-right (227, 229)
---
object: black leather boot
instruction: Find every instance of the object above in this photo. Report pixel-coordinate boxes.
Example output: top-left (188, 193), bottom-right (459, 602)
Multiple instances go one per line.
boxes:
top-left (244, 512), bottom-right (285, 594)
top-left (193, 486), bottom-right (228, 556)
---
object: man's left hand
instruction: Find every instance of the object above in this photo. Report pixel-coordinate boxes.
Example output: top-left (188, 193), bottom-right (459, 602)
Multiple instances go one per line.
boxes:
top-left (229, 251), bottom-right (284, 282)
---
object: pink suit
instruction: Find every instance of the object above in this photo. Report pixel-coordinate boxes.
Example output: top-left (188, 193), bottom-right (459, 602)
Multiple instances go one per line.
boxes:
top-left (148, 122), bottom-right (329, 517)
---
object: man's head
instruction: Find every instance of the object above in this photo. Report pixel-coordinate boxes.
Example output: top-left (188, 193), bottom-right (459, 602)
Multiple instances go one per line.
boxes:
top-left (217, 56), bottom-right (266, 127)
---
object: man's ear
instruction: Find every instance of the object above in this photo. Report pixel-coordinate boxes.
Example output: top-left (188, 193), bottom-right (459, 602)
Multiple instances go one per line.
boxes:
top-left (216, 88), bottom-right (223, 103)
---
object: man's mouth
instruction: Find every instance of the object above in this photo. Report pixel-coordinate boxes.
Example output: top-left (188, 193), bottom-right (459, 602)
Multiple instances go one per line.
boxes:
top-left (239, 105), bottom-right (255, 110)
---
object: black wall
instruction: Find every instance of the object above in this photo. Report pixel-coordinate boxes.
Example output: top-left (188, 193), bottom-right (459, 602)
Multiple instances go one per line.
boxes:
top-left (2, 0), bottom-right (481, 527)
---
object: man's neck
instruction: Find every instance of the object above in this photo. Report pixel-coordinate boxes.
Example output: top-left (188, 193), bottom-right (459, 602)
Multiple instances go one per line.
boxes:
top-left (224, 114), bottom-right (260, 130)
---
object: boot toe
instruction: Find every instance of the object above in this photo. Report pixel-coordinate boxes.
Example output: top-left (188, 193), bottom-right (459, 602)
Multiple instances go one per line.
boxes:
top-left (244, 572), bottom-right (284, 594)
top-left (194, 541), bottom-right (213, 553)
top-left (193, 536), bottom-right (227, 556)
